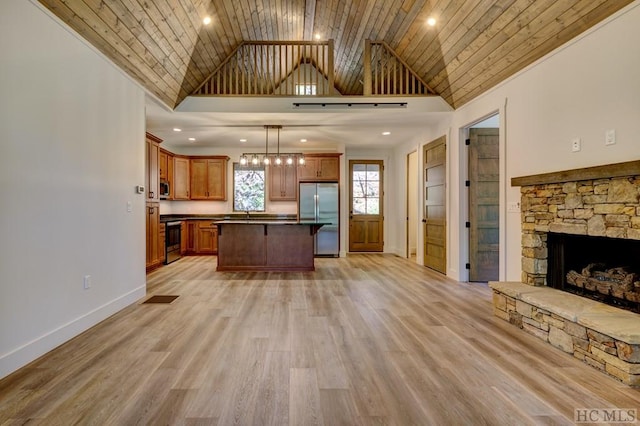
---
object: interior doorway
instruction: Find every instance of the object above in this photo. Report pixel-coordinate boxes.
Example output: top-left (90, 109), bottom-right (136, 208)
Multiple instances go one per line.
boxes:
top-left (423, 136), bottom-right (446, 274)
top-left (406, 151), bottom-right (418, 259)
top-left (467, 115), bottom-right (500, 282)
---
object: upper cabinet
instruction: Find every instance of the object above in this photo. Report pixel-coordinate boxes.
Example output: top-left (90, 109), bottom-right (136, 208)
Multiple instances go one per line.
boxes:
top-left (269, 163), bottom-right (297, 201)
top-left (190, 157), bottom-right (229, 200)
top-left (145, 133), bottom-right (161, 201)
top-left (297, 154), bottom-right (341, 181)
top-left (173, 156), bottom-right (190, 200)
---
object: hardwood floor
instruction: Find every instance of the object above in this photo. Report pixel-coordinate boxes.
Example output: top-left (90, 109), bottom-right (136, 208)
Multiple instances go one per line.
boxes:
top-left (1, 254), bottom-right (639, 425)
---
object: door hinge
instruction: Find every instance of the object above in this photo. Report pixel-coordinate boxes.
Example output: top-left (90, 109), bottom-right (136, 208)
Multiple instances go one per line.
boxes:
top-left (465, 138), bottom-right (471, 145)
top-left (465, 263), bottom-right (470, 269)
top-left (465, 180), bottom-right (470, 187)
top-left (465, 221), bottom-right (470, 228)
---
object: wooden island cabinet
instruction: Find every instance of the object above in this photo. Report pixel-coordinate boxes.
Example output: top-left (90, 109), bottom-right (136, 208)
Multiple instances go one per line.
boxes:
top-left (216, 221), bottom-right (325, 271)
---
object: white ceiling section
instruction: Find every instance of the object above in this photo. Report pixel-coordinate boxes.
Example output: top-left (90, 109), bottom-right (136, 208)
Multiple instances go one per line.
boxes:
top-left (146, 95), bottom-right (452, 150)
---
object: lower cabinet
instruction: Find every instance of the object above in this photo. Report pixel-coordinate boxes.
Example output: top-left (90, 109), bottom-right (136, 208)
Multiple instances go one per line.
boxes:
top-left (184, 220), bottom-right (218, 255)
top-left (146, 202), bottom-right (163, 271)
top-left (197, 223), bottom-right (218, 254)
top-left (180, 221), bottom-right (187, 254)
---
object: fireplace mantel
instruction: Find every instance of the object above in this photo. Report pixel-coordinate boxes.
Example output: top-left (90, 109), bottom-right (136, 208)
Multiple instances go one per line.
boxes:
top-left (511, 160), bottom-right (640, 187)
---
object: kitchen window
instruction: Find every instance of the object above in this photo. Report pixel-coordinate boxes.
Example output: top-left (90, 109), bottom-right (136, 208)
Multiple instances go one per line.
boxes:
top-left (233, 163), bottom-right (265, 211)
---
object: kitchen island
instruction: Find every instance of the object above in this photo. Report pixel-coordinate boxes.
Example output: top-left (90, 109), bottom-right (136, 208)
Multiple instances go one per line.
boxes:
top-left (215, 221), bottom-right (326, 271)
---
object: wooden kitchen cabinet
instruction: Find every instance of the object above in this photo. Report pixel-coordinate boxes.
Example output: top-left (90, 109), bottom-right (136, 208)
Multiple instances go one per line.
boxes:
top-left (180, 221), bottom-right (187, 254)
top-left (197, 222), bottom-right (218, 254)
top-left (146, 202), bottom-right (162, 271)
top-left (159, 150), bottom-right (169, 181)
top-left (184, 221), bottom-right (218, 255)
top-left (145, 133), bottom-right (161, 201)
top-left (269, 164), bottom-right (297, 201)
top-left (173, 157), bottom-right (190, 200)
top-left (158, 222), bottom-right (166, 264)
top-left (297, 154), bottom-right (341, 181)
top-left (186, 221), bottom-right (198, 254)
top-left (190, 157), bottom-right (228, 200)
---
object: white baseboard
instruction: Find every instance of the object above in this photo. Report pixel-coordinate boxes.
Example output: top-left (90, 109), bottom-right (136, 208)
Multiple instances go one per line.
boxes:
top-left (0, 285), bottom-right (146, 379)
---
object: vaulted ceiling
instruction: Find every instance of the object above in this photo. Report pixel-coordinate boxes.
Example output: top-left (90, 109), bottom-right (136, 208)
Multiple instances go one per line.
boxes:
top-left (39, 0), bottom-right (632, 110)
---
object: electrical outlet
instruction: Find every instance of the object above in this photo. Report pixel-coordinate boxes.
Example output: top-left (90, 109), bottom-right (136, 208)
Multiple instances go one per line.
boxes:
top-left (605, 129), bottom-right (616, 145)
top-left (83, 275), bottom-right (91, 290)
top-left (571, 138), bottom-right (581, 152)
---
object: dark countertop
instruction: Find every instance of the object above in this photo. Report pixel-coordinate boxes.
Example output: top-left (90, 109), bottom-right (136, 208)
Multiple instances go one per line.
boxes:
top-left (215, 220), bottom-right (329, 226)
top-left (160, 213), bottom-right (297, 223)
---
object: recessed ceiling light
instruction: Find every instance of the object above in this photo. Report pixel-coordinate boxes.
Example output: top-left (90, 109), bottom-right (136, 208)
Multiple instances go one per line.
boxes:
top-left (382, 131), bottom-right (391, 136)
top-left (173, 128), bottom-right (181, 132)
top-left (240, 139), bottom-right (247, 143)
top-left (426, 17), bottom-right (436, 27)
top-left (300, 139), bottom-right (307, 143)
top-left (203, 16), bottom-right (212, 25)
top-left (188, 137), bottom-right (196, 141)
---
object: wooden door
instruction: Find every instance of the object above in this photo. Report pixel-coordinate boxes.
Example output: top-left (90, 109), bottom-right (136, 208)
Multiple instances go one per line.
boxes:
top-left (349, 160), bottom-right (383, 252)
top-left (173, 157), bottom-right (190, 200)
top-left (469, 128), bottom-right (500, 282)
top-left (423, 137), bottom-right (446, 274)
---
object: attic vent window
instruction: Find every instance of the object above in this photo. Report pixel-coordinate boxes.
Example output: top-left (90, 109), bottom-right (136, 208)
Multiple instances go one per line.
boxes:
top-left (295, 84), bottom-right (316, 95)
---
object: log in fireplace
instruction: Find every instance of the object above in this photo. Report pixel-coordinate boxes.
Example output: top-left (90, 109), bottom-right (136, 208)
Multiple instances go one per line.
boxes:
top-left (547, 229), bottom-right (640, 313)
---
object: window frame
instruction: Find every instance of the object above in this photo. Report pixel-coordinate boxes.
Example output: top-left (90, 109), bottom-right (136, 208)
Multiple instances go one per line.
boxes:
top-left (232, 162), bottom-right (266, 212)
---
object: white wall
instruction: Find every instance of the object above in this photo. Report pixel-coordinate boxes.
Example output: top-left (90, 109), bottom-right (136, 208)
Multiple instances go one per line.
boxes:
top-left (0, 0), bottom-right (146, 378)
top-left (393, 1), bottom-right (640, 282)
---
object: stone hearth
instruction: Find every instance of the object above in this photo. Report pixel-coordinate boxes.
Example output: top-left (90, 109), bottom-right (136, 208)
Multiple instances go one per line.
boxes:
top-left (491, 160), bottom-right (640, 385)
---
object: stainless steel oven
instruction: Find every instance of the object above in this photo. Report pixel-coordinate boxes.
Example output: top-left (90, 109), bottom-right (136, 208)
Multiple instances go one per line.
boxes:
top-left (165, 221), bottom-right (182, 264)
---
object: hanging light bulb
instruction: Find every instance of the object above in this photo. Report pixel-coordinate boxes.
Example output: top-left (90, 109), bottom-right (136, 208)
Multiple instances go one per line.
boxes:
top-left (298, 156), bottom-right (305, 165)
top-left (263, 156), bottom-right (270, 165)
top-left (275, 157), bottom-right (282, 165)
top-left (286, 156), bottom-right (294, 165)
top-left (251, 156), bottom-right (259, 165)
top-left (240, 155), bottom-right (247, 166)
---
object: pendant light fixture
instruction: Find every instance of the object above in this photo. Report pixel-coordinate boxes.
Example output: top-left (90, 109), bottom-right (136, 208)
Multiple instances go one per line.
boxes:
top-left (239, 125), bottom-right (305, 167)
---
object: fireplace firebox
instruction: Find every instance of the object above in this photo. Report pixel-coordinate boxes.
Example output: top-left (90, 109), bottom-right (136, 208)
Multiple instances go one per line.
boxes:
top-left (547, 232), bottom-right (640, 313)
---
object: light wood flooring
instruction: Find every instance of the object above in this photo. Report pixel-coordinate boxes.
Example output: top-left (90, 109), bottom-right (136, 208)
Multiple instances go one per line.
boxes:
top-left (1, 254), bottom-right (639, 425)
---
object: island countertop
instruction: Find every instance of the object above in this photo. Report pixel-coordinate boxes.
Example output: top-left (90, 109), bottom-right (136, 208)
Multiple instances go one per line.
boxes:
top-left (215, 221), bottom-right (325, 272)
top-left (214, 220), bottom-right (329, 226)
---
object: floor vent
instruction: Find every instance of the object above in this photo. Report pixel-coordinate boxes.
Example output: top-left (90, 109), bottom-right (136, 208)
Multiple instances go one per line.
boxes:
top-left (143, 295), bottom-right (179, 304)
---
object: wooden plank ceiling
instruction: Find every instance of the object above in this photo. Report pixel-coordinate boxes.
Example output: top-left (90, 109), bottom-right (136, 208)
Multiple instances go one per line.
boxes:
top-left (38, 0), bottom-right (633, 109)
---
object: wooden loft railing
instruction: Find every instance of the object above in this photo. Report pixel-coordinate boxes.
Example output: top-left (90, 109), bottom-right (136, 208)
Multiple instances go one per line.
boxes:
top-left (193, 40), bottom-right (335, 96)
top-left (364, 40), bottom-right (435, 96)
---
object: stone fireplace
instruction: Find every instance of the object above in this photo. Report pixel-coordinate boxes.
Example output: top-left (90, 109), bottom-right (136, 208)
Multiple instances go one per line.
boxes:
top-left (490, 160), bottom-right (640, 385)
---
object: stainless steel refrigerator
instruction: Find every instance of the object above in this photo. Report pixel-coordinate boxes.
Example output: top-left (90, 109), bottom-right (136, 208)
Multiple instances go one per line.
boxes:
top-left (299, 182), bottom-right (339, 257)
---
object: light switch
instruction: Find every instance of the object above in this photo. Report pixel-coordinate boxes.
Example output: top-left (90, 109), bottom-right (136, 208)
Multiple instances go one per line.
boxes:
top-left (605, 129), bottom-right (616, 146)
top-left (127, 201), bottom-right (132, 213)
top-left (507, 201), bottom-right (521, 213)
